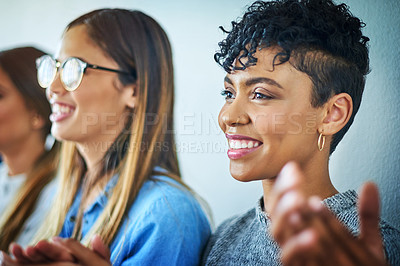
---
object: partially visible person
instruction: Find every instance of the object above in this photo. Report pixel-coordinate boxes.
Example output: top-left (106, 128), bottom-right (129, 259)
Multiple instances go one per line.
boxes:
top-left (202, 0), bottom-right (400, 265)
top-left (0, 47), bottom-right (60, 250)
top-left (1, 9), bottom-right (210, 265)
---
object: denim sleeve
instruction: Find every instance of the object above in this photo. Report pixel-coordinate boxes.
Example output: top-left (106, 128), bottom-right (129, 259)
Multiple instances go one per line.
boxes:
top-left (111, 191), bottom-right (211, 265)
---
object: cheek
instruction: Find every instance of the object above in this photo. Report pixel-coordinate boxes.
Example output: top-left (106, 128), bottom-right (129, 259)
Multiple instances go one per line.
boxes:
top-left (0, 104), bottom-right (32, 140)
top-left (254, 111), bottom-right (317, 137)
top-left (252, 113), bottom-right (287, 137)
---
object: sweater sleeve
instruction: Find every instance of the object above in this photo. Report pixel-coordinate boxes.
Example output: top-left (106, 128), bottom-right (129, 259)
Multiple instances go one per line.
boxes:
top-left (380, 221), bottom-right (400, 266)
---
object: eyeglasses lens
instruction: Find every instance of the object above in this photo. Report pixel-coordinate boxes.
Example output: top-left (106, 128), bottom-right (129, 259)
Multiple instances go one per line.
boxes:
top-left (61, 58), bottom-right (84, 91)
top-left (37, 55), bottom-right (57, 88)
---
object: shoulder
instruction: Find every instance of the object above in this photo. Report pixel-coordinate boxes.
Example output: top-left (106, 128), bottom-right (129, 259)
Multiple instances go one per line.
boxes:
top-left (127, 175), bottom-right (207, 223)
top-left (379, 221), bottom-right (400, 266)
top-left (325, 190), bottom-right (400, 265)
top-left (110, 174), bottom-right (211, 265)
top-left (14, 171), bottom-right (58, 247)
top-left (202, 208), bottom-right (258, 263)
top-left (206, 208), bottom-right (255, 249)
top-left (324, 190), bottom-right (360, 234)
top-left (214, 208), bottom-right (256, 237)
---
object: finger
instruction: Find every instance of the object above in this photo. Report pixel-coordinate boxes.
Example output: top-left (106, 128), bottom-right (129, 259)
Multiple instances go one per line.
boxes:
top-left (54, 238), bottom-right (110, 265)
top-left (0, 251), bottom-right (20, 266)
top-left (311, 200), bottom-right (379, 265)
top-left (281, 226), bottom-right (337, 266)
top-left (358, 182), bottom-right (385, 258)
top-left (34, 238), bottom-right (76, 262)
top-left (90, 235), bottom-right (110, 261)
top-left (270, 190), bottom-right (309, 244)
top-left (305, 212), bottom-right (356, 266)
top-left (268, 161), bottom-right (304, 216)
top-left (9, 243), bottom-right (32, 264)
top-left (25, 245), bottom-right (50, 263)
top-left (281, 229), bottom-right (317, 265)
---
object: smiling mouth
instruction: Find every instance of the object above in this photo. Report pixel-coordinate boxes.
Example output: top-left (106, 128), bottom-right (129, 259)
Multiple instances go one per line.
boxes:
top-left (226, 134), bottom-right (263, 159)
top-left (228, 139), bottom-right (261, 149)
top-left (50, 103), bottom-right (75, 122)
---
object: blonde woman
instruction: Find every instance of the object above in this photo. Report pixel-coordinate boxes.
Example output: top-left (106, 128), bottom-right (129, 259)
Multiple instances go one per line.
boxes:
top-left (0, 47), bottom-right (60, 250)
top-left (2, 9), bottom-right (210, 265)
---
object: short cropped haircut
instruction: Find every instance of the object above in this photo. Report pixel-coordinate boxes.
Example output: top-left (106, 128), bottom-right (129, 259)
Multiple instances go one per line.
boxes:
top-left (215, 0), bottom-right (370, 154)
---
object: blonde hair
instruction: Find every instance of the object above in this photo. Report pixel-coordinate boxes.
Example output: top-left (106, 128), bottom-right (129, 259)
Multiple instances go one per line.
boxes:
top-left (35, 9), bottom-right (182, 245)
top-left (0, 47), bottom-right (60, 250)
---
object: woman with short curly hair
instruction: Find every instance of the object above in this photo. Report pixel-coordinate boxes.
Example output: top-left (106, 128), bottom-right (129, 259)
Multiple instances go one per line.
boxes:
top-left (202, 0), bottom-right (400, 265)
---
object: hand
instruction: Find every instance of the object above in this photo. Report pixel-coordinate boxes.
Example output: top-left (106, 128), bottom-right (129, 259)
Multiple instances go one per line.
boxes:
top-left (1, 235), bottom-right (110, 266)
top-left (269, 162), bottom-right (387, 266)
top-left (1, 239), bottom-right (75, 265)
top-left (44, 236), bottom-right (111, 266)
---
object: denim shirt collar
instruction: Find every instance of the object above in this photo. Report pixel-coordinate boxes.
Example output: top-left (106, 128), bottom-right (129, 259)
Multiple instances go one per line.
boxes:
top-left (83, 173), bottom-right (119, 214)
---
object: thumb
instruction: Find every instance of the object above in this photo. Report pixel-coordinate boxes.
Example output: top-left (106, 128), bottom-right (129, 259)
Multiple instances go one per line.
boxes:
top-left (358, 182), bottom-right (384, 257)
top-left (90, 235), bottom-right (111, 262)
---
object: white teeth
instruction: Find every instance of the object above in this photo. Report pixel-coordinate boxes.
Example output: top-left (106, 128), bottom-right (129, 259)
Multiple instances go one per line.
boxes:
top-left (53, 104), bottom-right (60, 113)
top-left (248, 141), bottom-right (254, 148)
top-left (228, 139), bottom-right (261, 149)
top-left (234, 141), bottom-right (241, 149)
top-left (52, 103), bottom-right (74, 115)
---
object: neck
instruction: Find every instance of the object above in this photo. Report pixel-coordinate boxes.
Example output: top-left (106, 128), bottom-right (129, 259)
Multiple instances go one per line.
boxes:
top-left (74, 120), bottom-right (125, 177)
top-left (75, 141), bottom-right (109, 175)
top-left (262, 153), bottom-right (338, 214)
top-left (1, 132), bottom-right (45, 176)
top-left (75, 139), bottom-right (116, 209)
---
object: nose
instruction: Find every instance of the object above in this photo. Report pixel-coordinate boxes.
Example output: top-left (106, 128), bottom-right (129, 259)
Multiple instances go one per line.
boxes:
top-left (219, 98), bottom-right (250, 129)
top-left (48, 71), bottom-right (67, 96)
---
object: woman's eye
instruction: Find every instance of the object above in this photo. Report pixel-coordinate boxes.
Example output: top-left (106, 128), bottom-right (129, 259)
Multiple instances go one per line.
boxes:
top-left (221, 90), bottom-right (235, 100)
top-left (253, 92), bottom-right (273, 100)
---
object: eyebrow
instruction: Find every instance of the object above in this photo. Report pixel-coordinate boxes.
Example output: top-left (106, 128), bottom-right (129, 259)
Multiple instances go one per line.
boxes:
top-left (224, 76), bottom-right (283, 89)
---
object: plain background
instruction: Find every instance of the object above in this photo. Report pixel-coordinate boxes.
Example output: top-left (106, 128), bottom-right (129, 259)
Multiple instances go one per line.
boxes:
top-left (1, 0), bottom-right (399, 230)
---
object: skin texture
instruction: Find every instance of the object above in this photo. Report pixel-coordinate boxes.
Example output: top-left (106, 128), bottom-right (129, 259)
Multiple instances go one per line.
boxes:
top-left (0, 235), bottom-right (110, 266)
top-left (219, 47), bottom-right (353, 212)
top-left (219, 47), bottom-right (386, 265)
top-left (48, 24), bottom-right (135, 172)
top-left (48, 24), bottom-right (135, 207)
top-left (269, 162), bottom-right (387, 266)
top-left (0, 67), bottom-right (45, 175)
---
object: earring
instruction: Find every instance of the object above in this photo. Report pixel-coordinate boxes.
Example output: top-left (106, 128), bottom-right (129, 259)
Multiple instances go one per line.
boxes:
top-left (318, 132), bottom-right (325, 151)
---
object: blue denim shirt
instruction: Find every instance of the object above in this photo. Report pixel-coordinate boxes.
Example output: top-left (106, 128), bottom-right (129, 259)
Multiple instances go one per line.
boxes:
top-left (59, 173), bottom-right (211, 265)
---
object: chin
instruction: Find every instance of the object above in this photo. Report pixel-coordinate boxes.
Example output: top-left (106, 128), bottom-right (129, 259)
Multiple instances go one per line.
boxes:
top-left (229, 166), bottom-right (263, 182)
top-left (229, 162), bottom-right (279, 182)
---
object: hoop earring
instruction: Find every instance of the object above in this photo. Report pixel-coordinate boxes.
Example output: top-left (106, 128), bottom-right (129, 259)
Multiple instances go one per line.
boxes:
top-left (318, 132), bottom-right (325, 151)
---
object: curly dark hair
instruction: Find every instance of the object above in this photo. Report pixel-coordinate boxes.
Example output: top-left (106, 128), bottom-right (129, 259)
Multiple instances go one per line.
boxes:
top-left (215, 0), bottom-right (370, 154)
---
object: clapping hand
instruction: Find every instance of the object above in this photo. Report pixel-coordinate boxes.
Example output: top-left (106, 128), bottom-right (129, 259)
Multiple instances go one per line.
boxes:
top-left (268, 162), bottom-right (387, 266)
top-left (0, 235), bottom-right (110, 266)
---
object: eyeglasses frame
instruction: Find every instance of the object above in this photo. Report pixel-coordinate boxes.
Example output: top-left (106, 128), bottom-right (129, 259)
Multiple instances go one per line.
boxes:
top-left (36, 55), bottom-right (131, 91)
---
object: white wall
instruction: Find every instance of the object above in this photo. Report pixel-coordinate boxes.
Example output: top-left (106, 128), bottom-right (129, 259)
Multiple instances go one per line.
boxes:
top-left (1, 0), bottom-right (398, 229)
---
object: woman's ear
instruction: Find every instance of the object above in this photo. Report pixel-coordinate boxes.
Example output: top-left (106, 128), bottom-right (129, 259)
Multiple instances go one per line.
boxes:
top-left (31, 113), bottom-right (45, 130)
top-left (320, 93), bottom-right (353, 135)
top-left (122, 83), bottom-right (137, 109)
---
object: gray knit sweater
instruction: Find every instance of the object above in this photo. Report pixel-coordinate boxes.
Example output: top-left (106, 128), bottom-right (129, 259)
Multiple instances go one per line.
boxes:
top-left (202, 190), bottom-right (400, 266)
